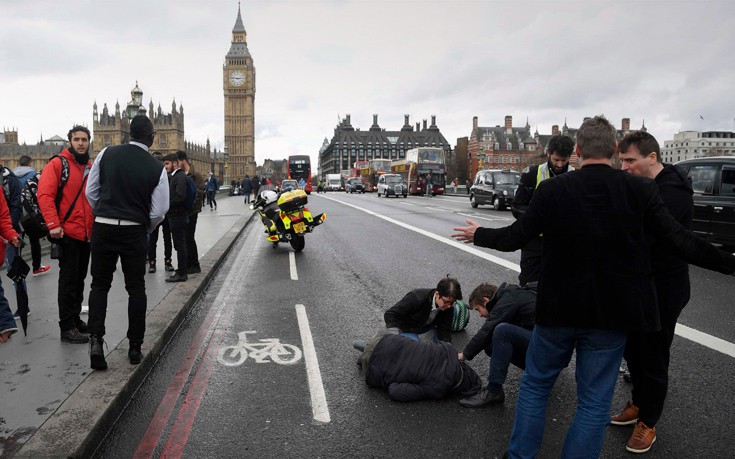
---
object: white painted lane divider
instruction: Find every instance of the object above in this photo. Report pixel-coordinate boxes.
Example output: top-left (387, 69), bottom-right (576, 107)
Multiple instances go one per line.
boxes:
top-left (295, 304), bottom-right (330, 423)
top-left (289, 251), bottom-right (298, 280)
top-left (323, 195), bottom-right (735, 359)
top-left (676, 324), bottom-right (735, 358)
top-left (322, 195), bottom-right (520, 272)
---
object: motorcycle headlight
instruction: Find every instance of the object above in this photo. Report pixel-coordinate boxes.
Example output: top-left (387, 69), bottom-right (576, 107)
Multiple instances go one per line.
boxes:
top-left (503, 190), bottom-right (508, 196)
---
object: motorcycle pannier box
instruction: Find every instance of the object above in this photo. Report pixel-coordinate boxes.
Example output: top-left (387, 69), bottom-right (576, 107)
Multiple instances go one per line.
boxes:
top-left (277, 189), bottom-right (308, 212)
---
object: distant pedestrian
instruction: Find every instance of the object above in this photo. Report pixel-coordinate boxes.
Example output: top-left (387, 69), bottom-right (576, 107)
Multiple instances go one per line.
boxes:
top-left (85, 115), bottom-right (169, 370)
top-left (147, 152), bottom-right (173, 273)
top-left (241, 174), bottom-right (252, 204)
top-left (466, 179), bottom-right (471, 195)
top-left (425, 173), bottom-right (433, 197)
top-left (177, 151), bottom-right (204, 275)
top-left (14, 155), bottom-right (50, 276)
top-left (452, 178), bottom-right (457, 194)
top-left (251, 175), bottom-right (260, 200)
top-left (205, 172), bottom-right (219, 210)
top-left (162, 153), bottom-right (189, 283)
top-left (38, 125), bottom-right (95, 344)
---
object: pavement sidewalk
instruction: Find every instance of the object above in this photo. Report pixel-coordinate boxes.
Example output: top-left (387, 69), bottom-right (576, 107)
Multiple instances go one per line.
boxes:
top-left (0, 195), bottom-right (254, 458)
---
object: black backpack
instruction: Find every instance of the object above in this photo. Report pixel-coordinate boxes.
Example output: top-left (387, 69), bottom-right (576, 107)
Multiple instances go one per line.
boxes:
top-left (20, 155), bottom-right (70, 238)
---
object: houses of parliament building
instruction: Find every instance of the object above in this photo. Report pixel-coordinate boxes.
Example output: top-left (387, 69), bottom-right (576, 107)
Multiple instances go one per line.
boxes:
top-left (1, 5), bottom-right (255, 183)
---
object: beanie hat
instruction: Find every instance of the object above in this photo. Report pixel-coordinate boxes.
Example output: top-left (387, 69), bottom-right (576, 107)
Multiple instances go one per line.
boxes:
top-left (451, 300), bottom-right (470, 332)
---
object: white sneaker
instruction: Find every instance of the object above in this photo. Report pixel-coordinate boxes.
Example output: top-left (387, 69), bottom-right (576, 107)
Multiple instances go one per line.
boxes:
top-left (81, 305), bottom-right (89, 314)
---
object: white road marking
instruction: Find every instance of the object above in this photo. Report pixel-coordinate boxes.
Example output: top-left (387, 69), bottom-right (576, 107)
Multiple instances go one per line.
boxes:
top-left (675, 324), bottom-right (735, 358)
top-left (295, 304), bottom-right (330, 423)
top-left (321, 195), bottom-right (520, 272)
top-left (458, 213), bottom-right (507, 222)
top-left (323, 195), bottom-right (735, 359)
top-left (289, 251), bottom-right (298, 280)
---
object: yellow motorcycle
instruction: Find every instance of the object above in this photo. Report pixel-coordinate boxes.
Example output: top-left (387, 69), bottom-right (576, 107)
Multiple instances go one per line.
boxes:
top-left (250, 189), bottom-right (326, 252)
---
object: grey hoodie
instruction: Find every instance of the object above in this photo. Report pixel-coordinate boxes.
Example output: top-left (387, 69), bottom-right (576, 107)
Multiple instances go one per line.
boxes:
top-left (12, 166), bottom-right (36, 188)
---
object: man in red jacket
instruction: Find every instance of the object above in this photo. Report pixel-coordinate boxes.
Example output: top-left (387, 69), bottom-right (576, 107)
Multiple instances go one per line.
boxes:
top-left (38, 125), bottom-right (94, 344)
top-left (0, 193), bottom-right (21, 343)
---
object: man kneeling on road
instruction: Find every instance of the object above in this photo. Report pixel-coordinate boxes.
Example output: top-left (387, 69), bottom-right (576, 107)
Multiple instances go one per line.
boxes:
top-left (458, 282), bottom-right (536, 407)
top-left (356, 330), bottom-right (481, 402)
top-left (383, 277), bottom-right (462, 343)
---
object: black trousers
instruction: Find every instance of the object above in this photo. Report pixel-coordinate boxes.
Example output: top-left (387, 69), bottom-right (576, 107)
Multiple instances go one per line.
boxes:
top-left (186, 213), bottom-right (199, 269)
top-left (168, 215), bottom-right (188, 276)
top-left (57, 236), bottom-right (90, 331)
top-left (625, 275), bottom-right (690, 427)
top-left (23, 232), bottom-right (43, 270)
top-left (87, 223), bottom-right (147, 342)
top-left (147, 217), bottom-right (172, 261)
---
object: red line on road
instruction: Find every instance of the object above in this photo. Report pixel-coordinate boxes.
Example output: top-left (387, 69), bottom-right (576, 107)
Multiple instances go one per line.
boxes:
top-left (159, 331), bottom-right (222, 458)
top-left (133, 302), bottom-right (227, 458)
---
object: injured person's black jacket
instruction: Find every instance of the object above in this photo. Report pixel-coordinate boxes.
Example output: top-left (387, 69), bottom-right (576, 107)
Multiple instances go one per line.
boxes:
top-left (364, 334), bottom-right (481, 402)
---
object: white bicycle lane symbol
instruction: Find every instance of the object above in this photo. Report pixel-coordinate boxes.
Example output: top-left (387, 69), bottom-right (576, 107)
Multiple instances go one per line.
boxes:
top-left (217, 331), bottom-right (303, 366)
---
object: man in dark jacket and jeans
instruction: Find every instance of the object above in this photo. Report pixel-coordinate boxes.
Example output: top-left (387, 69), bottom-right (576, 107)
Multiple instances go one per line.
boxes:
top-left (163, 153), bottom-right (189, 283)
top-left (458, 282), bottom-right (536, 408)
top-left (359, 331), bottom-right (481, 402)
top-left (383, 277), bottom-right (462, 343)
top-left (611, 131), bottom-right (695, 453)
top-left (452, 116), bottom-right (735, 458)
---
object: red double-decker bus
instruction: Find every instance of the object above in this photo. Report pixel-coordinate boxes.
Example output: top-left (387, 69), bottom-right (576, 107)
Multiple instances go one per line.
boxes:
top-left (366, 159), bottom-right (391, 192)
top-left (288, 155), bottom-right (312, 194)
top-left (391, 147), bottom-right (446, 195)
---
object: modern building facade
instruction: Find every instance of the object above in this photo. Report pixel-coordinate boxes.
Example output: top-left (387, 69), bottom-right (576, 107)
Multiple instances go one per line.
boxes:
top-left (318, 114), bottom-right (452, 178)
top-left (662, 130), bottom-right (735, 163)
top-left (223, 4), bottom-right (256, 179)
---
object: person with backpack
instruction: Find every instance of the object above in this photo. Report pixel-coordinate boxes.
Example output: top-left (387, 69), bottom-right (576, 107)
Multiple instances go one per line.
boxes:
top-left (0, 158), bottom-right (27, 322)
top-left (176, 151), bottom-right (204, 275)
top-left (162, 153), bottom-right (189, 283)
top-left (14, 155), bottom-right (50, 276)
top-left (85, 116), bottom-right (169, 370)
top-left (37, 126), bottom-right (95, 344)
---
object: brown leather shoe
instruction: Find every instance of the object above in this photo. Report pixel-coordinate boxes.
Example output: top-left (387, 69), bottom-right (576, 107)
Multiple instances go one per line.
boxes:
top-left (148, 260), bottom-right (156, 273)
top-left (61, 328), bottom-right (90, 344)
top-left (610, 400), bottom-right (639, 426)
top-left (626, 421), bottom-right (656, 453)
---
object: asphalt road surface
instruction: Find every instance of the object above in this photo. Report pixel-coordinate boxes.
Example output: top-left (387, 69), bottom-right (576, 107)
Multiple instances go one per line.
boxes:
top-left (94, 192), bottom-right (735, 458)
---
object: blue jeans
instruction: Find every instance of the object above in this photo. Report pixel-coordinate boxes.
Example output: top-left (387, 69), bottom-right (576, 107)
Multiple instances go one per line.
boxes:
top-left (507, 325), bottom-right (626, 459)
top-left (400, 323), bottom-right (439, 342)
top-left (0, 277), bottom-right (15, 333)
top-left (488, 323), bottom-right (532, 387)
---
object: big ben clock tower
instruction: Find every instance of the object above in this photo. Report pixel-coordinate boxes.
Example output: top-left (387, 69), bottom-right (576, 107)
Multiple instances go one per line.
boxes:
top-left (224, 3), bottom-right (255, 179)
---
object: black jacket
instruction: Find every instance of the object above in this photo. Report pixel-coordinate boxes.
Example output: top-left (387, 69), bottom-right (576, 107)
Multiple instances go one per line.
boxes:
top-left (167, 169), bottom-right (188, 218)
top-left (462, 283), bottom-right (536, 360)
top-left (365, 334), bottom-right (481, 402)
top-left (652, 164), bottom-right (693, 280)
top-left (474, 164), bottom-right (735, 332)
top-left (384, 288), bottom-right (453, 342)
top-left (241, 178), bottom-right (253, 193)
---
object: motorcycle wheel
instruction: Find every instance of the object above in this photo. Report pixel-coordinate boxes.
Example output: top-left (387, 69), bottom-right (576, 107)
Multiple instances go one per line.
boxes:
top-left (290, 234), bottom-right (305, 252)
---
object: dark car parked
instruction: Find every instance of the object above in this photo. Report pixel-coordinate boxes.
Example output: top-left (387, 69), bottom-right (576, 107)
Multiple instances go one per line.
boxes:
top-left (675, 156), bottom-right (735, 250)
top-left (469, 169), bottom-right (521, 210)
top-left (346, 177), bottom-right (365, 194)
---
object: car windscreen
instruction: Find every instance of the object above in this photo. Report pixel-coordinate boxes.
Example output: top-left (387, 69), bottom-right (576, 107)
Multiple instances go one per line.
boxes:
top-left (386, 176), bottom-right (402, 183)
top-left (492, 172), bottom-right (520, 185)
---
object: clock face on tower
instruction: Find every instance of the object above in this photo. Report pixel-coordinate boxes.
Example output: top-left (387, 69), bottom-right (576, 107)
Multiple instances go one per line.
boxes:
top-left (229, 70), bottom-right (245, 87)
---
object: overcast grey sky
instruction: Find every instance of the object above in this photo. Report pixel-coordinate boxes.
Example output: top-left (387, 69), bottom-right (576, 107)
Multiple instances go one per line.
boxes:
top-left (1, 0), bottom-right (734, 168)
